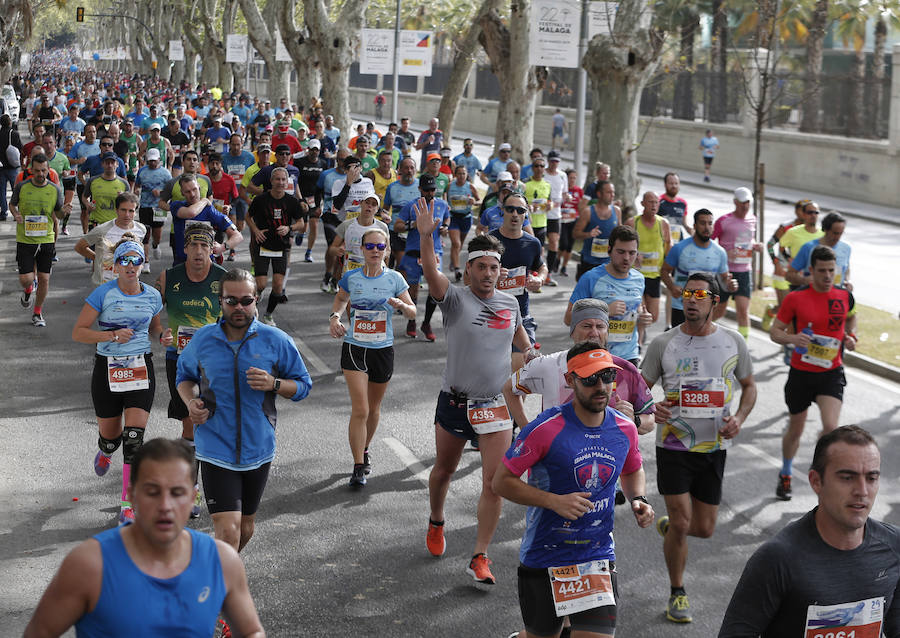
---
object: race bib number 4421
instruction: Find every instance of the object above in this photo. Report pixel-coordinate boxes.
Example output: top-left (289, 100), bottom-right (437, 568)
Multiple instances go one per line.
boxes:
top-left (549, 560), bottom-right (615, 617)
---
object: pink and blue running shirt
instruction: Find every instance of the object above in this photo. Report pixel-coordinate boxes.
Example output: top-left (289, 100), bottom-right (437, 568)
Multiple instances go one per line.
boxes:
top-left (503, 403), bottom-right (642, 568)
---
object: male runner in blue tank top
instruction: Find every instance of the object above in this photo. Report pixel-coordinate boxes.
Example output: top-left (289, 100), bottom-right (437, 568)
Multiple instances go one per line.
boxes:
top-left (24, 438), bottom-right (265, 638)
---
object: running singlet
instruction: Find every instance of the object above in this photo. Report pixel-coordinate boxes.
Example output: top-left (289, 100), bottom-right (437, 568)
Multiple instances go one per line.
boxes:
top-left (664, 237), bottom-right (729, 310)
top-left (10, 179), bottom-right (63, 244)
top-left (336, 218), bottom-right (390, 272)
top-left (164, 262), bottom-right (226, 359)
top-left (776, 285), bottom-right (855, 372)
top-left (712, 212), bottom-right (757, 273)
top-left (634, 215), bottom-right (666, 279)
top-left (86, 280), bottom-right (163, 357)
top-left (503, 403), bottom-right (641, 568)
top-left (579, 205), bottom-right (618, 266)
top-left (511, 350), bottom-right (655, 416)
top-left (119, 132), bottom-right (139, 174)
top-left (338, 266), bottom-right (409, 348)
top-left (641, 325), bottom-right (752, 453)
top-left (569, 266), bottom-right (646, 362)
top-left (74, 527), bottom-right (225, 638)
top-left (370, 169), bottom-right (396, 202)
top-left (447, 181), bottom-right (473, 216)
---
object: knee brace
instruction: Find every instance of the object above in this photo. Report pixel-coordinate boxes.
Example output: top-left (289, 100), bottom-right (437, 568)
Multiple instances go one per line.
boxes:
top-left (98, 434), bottom-right (122, 455)
top-left (122, 426), bottom-right (145, 465)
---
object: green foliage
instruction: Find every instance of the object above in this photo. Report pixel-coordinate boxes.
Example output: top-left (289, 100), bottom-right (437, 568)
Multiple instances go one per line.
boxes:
top-left (365, 0), bottom-right (501, 45)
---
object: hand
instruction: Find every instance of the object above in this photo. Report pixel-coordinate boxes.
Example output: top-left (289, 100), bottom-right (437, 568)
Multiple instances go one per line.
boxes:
top-left (12, 212), bottom-right (23, 223)
top-left (160, 328), bottom-right (173, 347)
top-left (773, 262), bottom-right (786, 277)
top-left (111, 328), bottom-right (135, 343)
top-left (608, 300), bottom-right (627, 316)
top-left (252, 228), bottom-right (267, 243)
top-left (727, 277), bottom-right (739, 292)
top-left (346, 164), bottom-right (361, 182)
top-left (654, 399), bottom-right (674, 424)
top-left (246, 366), bottom-right (275, 391)
top-left (62, 202), bottom-right (72, 215)
top-left (590, 227), bottom-right (600, 237)
top-left (551, 491), bottom-right (594, 521)
top-left (794, 331), bottom-right (812, 349)
top-left (413, 197), bottom-right (439, 236)
top-left (427, 134), bottom-right (435, 144)
top-left (844, 334), bottom-right (857, 351)
top-left (614, 398), bottom-right (635, 420)
top-left (276, 225), bottom-right (290, 236)
top-left (719, 414), bottom-right (742, 439)
top-left (187, 398), bottom-right (209, 424)
top-left (632, 500), bottom-right (655, 528)
top-left (222, 204), bottom-right (231, 215)
top-left (637, 306), bottom-right (653, 327)
top-left (152, 189), bottom-right (161, 198)
top-left (753, 242), bottom-right (763, 252)
top-left (387, 297), bottom-right (405, 310)
top-left (525, 275), bottom-right (543, 293)
top-left (329, 316), bottom-right (346, 338)
top-left (439, 226), bottom-right (449, 237)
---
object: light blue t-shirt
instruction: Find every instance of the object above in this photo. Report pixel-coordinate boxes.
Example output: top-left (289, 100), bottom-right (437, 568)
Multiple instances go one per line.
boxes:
top-left (570, 266), bottom-right (646, 361)
top-left (86, 280), bottom-right (163, 357)
top-left (790, 239), bottom-right (851, 286)
top-left (70, 139), bottom-right (101, 184)
top-left (135, 165), bottom-right (173, 209)
top-left (384, 181), bottom-right (420, 223)
top-left (664, 237), bottom-right (729, 310)
top-left (338, 267), bottom-right (409, 348)
top-left (483, 157), bottom-right (512, 183)
top-left (452, 153), bottom-right (482, 182)
top-left (700, 136), bottom-right (719, 158)
top-left (317, 168), bottom-right (344, 214)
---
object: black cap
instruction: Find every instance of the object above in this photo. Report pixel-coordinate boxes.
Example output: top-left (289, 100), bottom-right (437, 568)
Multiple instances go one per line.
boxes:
top-left (275, 143), bottom-right (291, 153)
top-left (547, 150), bottom-right (561, 161)
top-left (419, 174), bottom-right (436, 190)
top-left (100, 151), bottom-right (118, 161)
top-left (344, 156), bottom-right (362, 167)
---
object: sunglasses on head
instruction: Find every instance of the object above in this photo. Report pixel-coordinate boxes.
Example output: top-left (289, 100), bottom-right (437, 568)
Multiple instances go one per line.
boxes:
top-left (574, 368), bottom-right (617, 386)
top-left (503, 206), bottom-right (527, 215)
top-left (116, 255), bottom-right (144, 266)
top-left (363, 242), bottom-right (386, 251)
top-left (682, 289), bottom-right (716, 300)
top-left (222, 295), bottom-right (256, 307)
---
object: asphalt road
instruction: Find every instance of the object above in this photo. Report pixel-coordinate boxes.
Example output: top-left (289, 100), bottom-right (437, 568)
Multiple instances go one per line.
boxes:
top-left (2, 211), bottom-right (899, 637)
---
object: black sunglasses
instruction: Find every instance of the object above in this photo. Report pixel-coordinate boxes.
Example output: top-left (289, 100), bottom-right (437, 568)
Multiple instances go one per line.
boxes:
top-left (503, 206), bottom-right (528, 215)
top-left (222, 295), bottom-right (256, 307)
top-left (573, 369), bottom-right (617, 386)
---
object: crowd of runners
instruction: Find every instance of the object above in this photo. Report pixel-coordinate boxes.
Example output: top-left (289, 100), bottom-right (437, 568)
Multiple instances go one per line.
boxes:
top-left (2, 62), bottom-right (895, 638)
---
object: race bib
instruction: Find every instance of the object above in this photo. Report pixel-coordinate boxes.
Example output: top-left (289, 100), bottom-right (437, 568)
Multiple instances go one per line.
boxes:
top-left (562, 206), bottom-right (578, 222)
top-left (549, 560), bottom-right (615, 617)
top-left (466, 395), bottom-right (513, 434)
top-left (259, 246), bottom-right (283, 258)
top-left (802, 334), bottom-right (841, 369)
top-left (608, 311), bottom-right (637, 343)
top-left (176, 326), bottom-right (197, 354)
top-left (227, 166), bottom-right (244, 180)
top-left (449, 197), bottom-right (469, 213)
top-left (497, 266), bottom-right (526, 296)
top-left (531, 197), bottom-right (548, 211)
top-left (153, 208), bottom-right (167, 222)
top-left (671, 228), bottom-right (683, 242)
top-left (590, 237), bottom-right (608, 259)
top-left (212, 198), bottom-right (225, 212)
top-left (346, 209), bottom-right (361, 221)
top-left (804, 597), bottom-right (884, 638)
top-left (733, 241), bottom-right (753, 265)
top-left (344, 258), bottom-right (364, 274)
top-left (679, 377), bottom-right (726, 418)
top-left (24, 215), bottom-right (49, 237)
top-left (284, 182), bottom-right (295, 195)
top-left (352, 309), bottom-right (388, 343)
top-left (107, 355), bottom-right (150, 392)
top-left (639, 251), bottom-right (660, 274)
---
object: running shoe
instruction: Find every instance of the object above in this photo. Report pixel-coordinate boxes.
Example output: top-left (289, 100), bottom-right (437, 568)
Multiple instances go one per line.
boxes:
top-left (466, 553), bottom-right (495, 584)
top-left (142, 262), bottom-right (150, 273)
top-left (61, 226), bottom-right (69, 235)
top-left (51, 255), bottom-right (59, 262)
top-left (0, 212), bottom-right (7, 220)
top-left (776, 474), bottom-right (793, 501)
top-left (426, 520), bottom-right (446, 557)
top-left (667, 592), bottom-right (692, 623)
top-left (559, 267), bottom-right (568, 277)
top-left (262, 314), bottom-right (277, 326)
top-left (304, 249), bottom-right (314, 263)
top-left (544, 275), bottom-right (558, 287)
top-left (349, 464), bottom-right (367, 488)
top-left (470, 437), bottom-right (480, 451)
top-left (191, 485), bottom-right (203, 518)
top-left (421, 322), bottom-right (436, 342)
top-left (20, 288), bottom-right (33, 309)
top-left (406, 320), bottom-right (417, 338)
top-left (327, 281), bottom-right (338, 294)
top-left (320, 279), bottom-right (331, 293)
top-left (118, 505), bottom-right (135, 525)
top-left (226, 250), bottom-right (235, 262)
top-left (32, 313), bottom-right (46, 327)
top-left (153, 246), bottom-right (162, 260)
top-left (94, 451), bottom-right (112, 476)
top-left (215, 619), bottom-right (232, 638)
top-left (761, 304), bottom-right (776, 332)
top-left (704, 175), bottom-right (711, 183)
top-left (294, 232), bottom-right (304, 247)
top-left (362, 450), bottom-right (371, 475)
top-left (454, 269), bottom-right (462, 282)
top-left (656, 515), bottom-right (669, 537)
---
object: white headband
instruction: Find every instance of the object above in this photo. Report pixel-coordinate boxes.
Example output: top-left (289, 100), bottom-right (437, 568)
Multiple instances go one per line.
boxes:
top-left (467, 250), bottom-right (502, 262)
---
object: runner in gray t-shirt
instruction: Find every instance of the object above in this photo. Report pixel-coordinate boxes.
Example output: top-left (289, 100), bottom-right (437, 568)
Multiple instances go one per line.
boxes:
top-left (414, 196), bottom-right (531, 586)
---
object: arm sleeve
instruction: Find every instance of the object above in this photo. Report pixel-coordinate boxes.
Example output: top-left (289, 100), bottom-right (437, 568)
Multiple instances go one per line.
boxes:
top-left (718, 544), bottom-right (789, 637)
top-left (332, 181), bottom-right (351, 211)
top-left (9, 180), bottom-right (22, 206)
top-left (279, 337), bottom-right (313, 402)
top-left (619, 417), bottom-right (643, 474)
top-left (175, 337), bottom-right (201, 385)
top-left (85, 285), bottom-right (107, 312)
top-left (569, 271), bottom-right (593, 304)
top-left (711, 217), bottom-right (723, 240)
top-left (54, 182), bottom-right (64, 211)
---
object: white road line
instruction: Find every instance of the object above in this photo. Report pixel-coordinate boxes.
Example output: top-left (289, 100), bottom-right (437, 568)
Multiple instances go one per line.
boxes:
top-left (292, 336), bottom-right (331, 376)
top-left (383, 436), bottom-right (431, 487)
top-left (739, 442), bottom-right (809, 486)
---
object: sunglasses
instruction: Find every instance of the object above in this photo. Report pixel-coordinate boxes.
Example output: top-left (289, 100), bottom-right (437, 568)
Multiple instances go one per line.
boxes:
top-left (503, 206), bottom-right (528, 215)
top-left (100, 142), bottom-right (113, 147)
top-left (222, 295), bottom-right (257, 307)
top-left (804, 209), bottom-right (819, 215)
top-left (682, 289), bottom-right (716, 300)
top-left (573, 368), bottom-right (617, 386)
top-left (363, 242), bottom-right (386, 251)
top-left (277, 151), bottom-right (291, 155)
top-left (116, 255), bottom-right (144, 266)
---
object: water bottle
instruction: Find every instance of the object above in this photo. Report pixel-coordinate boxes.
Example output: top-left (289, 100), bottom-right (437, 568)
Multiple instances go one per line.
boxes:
top-left (796, 322), bottom-right (813, 355)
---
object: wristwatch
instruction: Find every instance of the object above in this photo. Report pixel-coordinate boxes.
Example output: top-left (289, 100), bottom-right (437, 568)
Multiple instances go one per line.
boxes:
top-left (272, 378), bottom-right (281, 392)
top-left (330, 311), bottom-right (341, 320)
top-left (633, 413), bottom-right (641, 429)
top-left (631, 495), bottom-right (650, 506)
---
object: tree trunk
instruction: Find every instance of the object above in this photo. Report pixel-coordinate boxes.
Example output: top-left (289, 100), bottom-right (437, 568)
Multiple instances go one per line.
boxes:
top-left (672, 11), bottom-right (698, 120)
top-left (709, 0), bottom-right (728, 123)
top-left (800, 0), bottom-right (827, 133)
top-left (479, 0), bottom-right (547, 160)
top-left (303, 0), bottom-right (369, 137)
top-left (277, 0), bottom-right (322, 108)
top-left (582, 0), bottom-right (664, 207)
top-left (437, 0), bottom-right (503, 142)
top-left (870, 16), bottom-right (886, 138)
top-left (237, 0), bottom-right (292, 101)
top-left (848, 48), bottom-right (866, 137)
top-left (178, 2), bottom-right (204, 87)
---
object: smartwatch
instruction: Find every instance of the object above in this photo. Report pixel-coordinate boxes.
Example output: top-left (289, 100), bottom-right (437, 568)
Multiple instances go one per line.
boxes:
top-left (273, 378), bottom-right (281, 392)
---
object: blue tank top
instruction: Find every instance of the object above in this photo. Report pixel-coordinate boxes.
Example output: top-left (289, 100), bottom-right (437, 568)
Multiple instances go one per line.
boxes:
top-left (579, 205), bottom-right (618, 265)
top-left (75, 527), bottom-right (226, 638)
top-left (446, 181), bottom-right (473, 216)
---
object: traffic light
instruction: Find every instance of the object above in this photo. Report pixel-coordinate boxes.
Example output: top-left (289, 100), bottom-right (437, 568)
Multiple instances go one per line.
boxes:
top-left (76, 7), bottom-right (84, 22)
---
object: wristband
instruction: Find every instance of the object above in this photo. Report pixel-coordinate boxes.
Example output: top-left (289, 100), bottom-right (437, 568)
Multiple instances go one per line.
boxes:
top-left (631, 495), bottom-right (650, 506)
top-left (633, 413), bottom-right (641, 429)
top-left (330, 312), bottom-right (341, 320)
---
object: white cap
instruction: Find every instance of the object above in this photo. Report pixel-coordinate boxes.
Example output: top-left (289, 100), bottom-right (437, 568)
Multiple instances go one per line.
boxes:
top-left (148, 122), bottom-right (161, 131)
top-left (307, 139), bottom-right (320, 149)
top-left (363, 191), bottom-right (380, 205)
top-left (497, 171), bottom-right (513, 182)
top-left (733, 187), bottom-right (753, 203)
top-left (146, 148), bottom-right (161, 161)
top-left (498, 143), bottom-right (512, 151)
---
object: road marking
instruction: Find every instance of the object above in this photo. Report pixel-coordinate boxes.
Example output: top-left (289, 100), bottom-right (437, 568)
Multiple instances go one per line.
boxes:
top-left (740, 442), bottom-right (808, 486)
top-left (292, 336), bottom-right (331, 376)
top-left (383, 436), bottom-right (430, 487)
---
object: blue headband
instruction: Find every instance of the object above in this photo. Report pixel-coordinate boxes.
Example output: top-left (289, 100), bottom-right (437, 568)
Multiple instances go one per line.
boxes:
top-left (113, 241), bottom-right (145, 261)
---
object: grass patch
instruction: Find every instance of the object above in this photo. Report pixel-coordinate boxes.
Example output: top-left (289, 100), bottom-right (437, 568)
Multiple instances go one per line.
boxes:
top-left (743, 281), bottom-right (900, 368)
